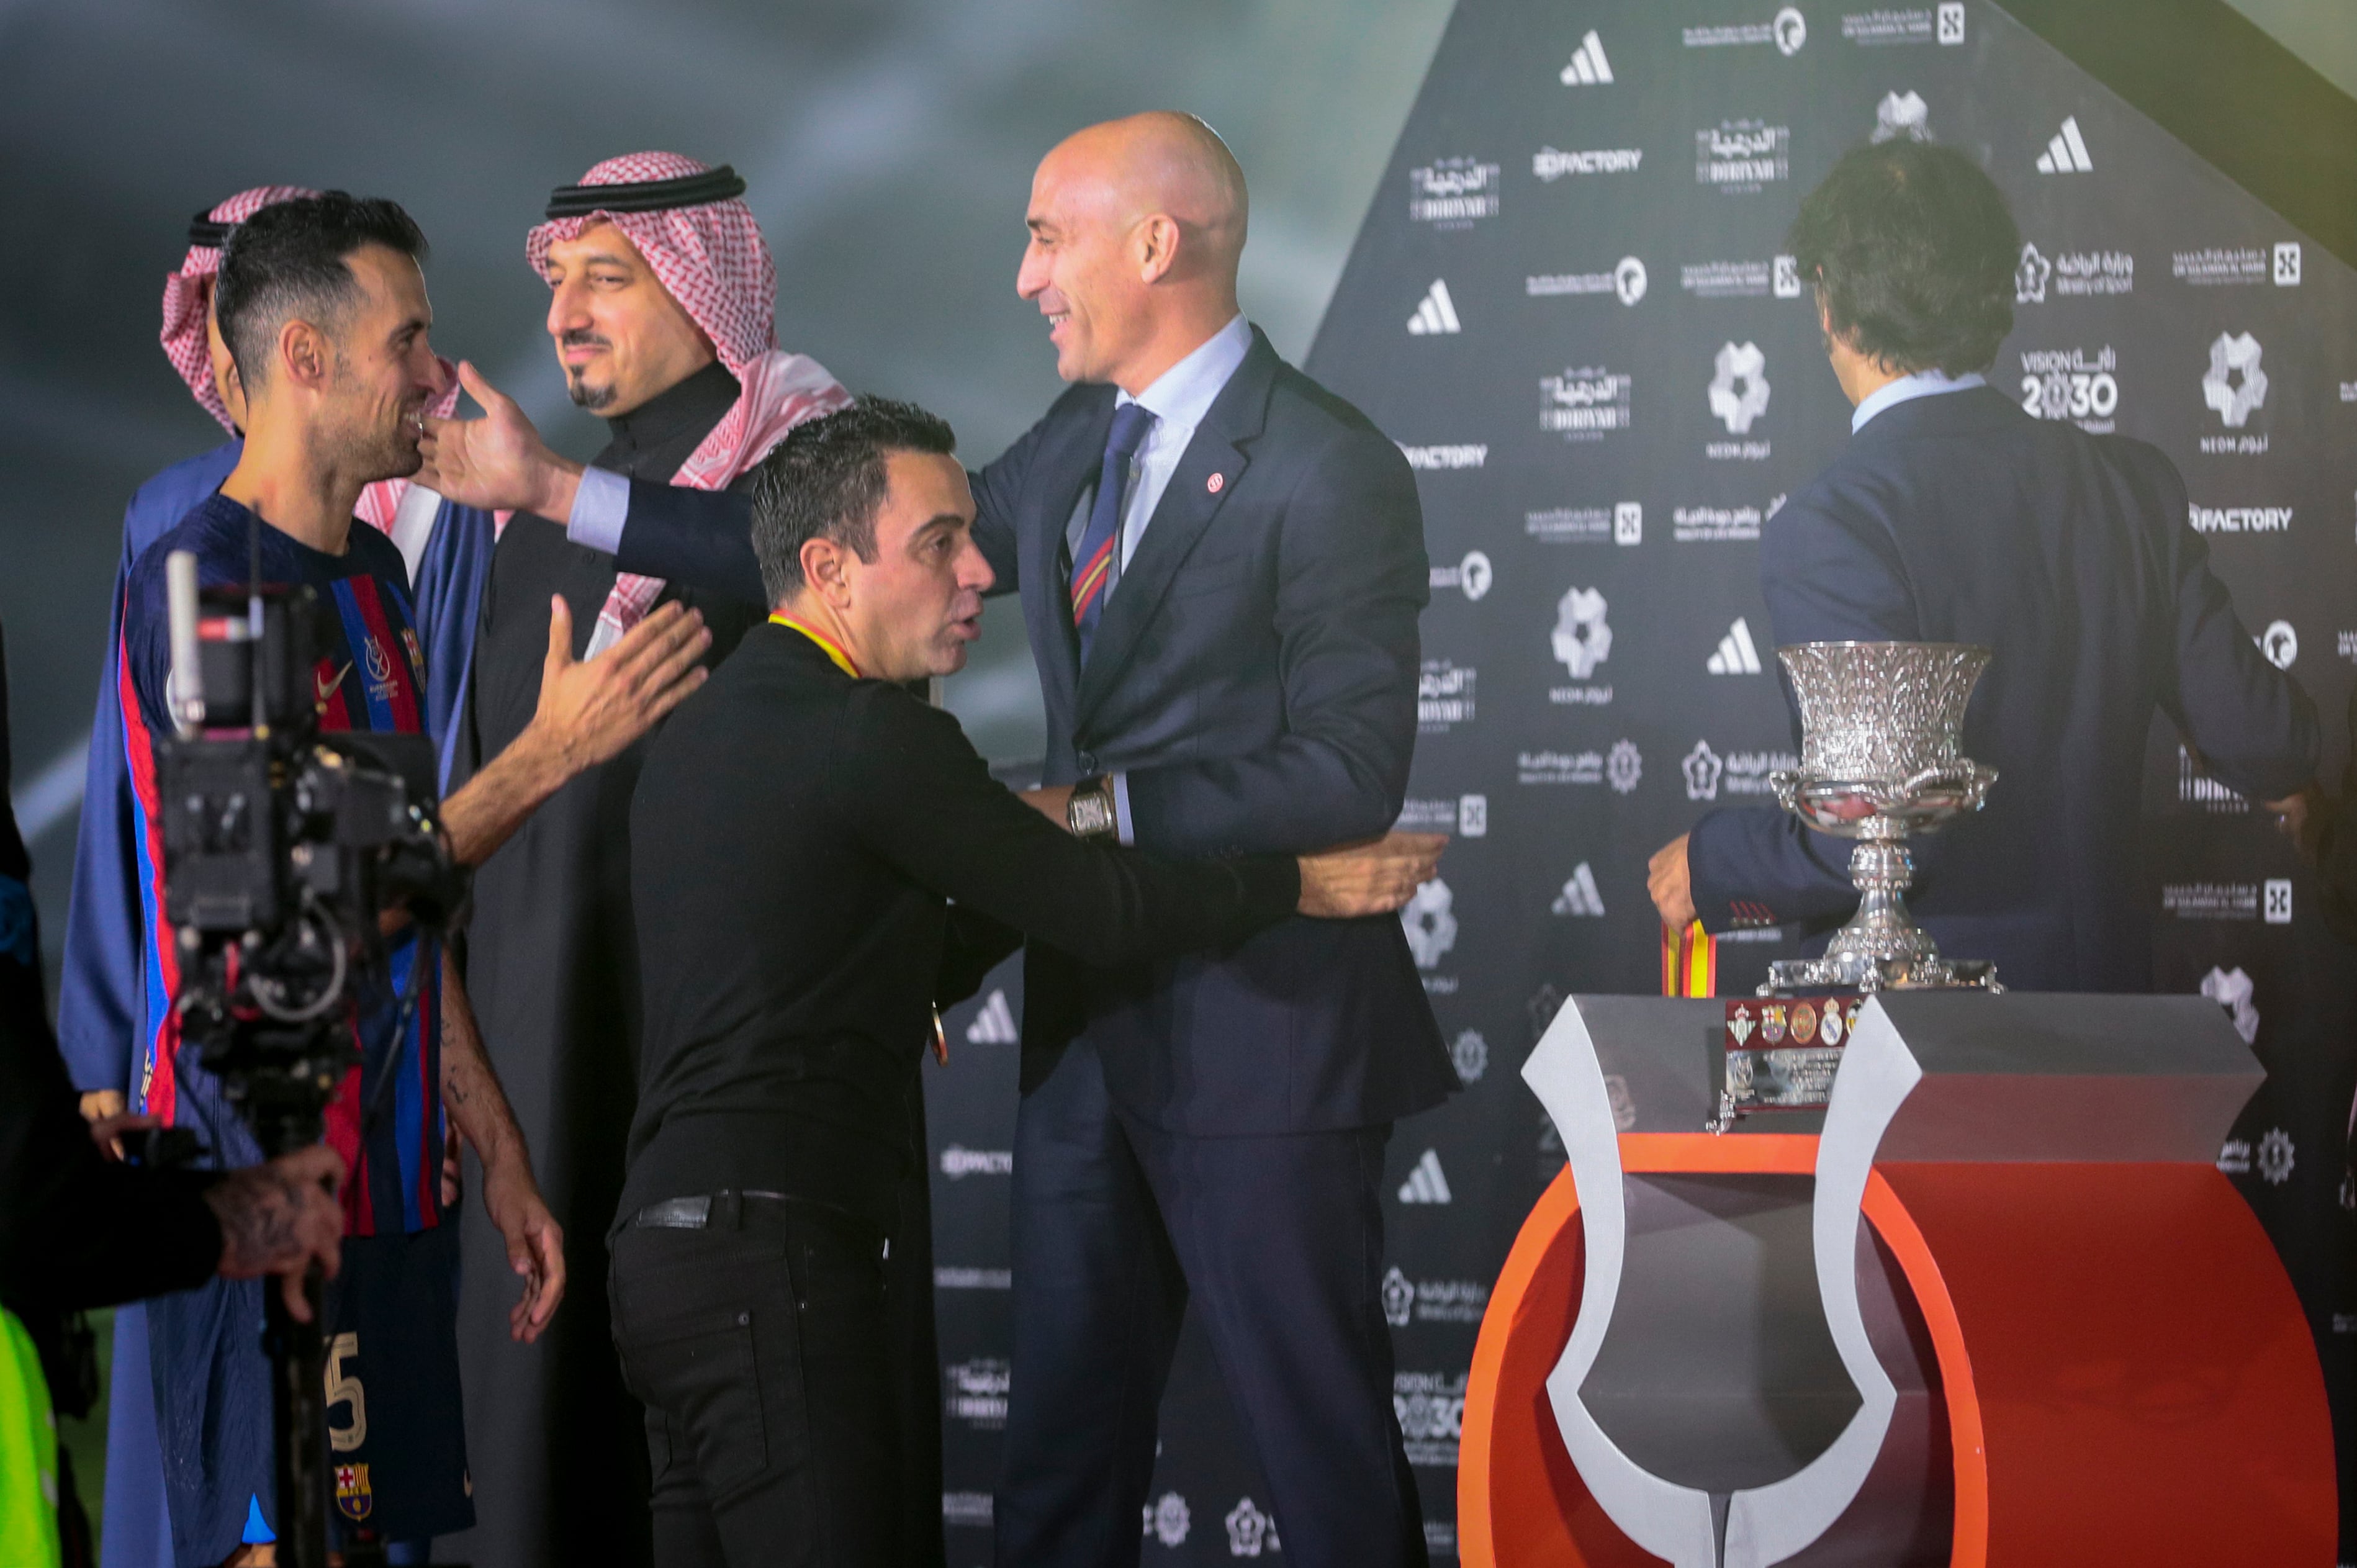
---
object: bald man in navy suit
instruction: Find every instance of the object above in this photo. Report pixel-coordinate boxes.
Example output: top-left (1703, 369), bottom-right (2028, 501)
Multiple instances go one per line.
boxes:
top-left (1647, 139), bottom-right (2319, 990)
top-left (420, 114), bottom-right (1453, 1568)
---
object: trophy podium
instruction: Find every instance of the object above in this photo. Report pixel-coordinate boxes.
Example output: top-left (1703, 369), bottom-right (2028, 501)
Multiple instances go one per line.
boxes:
top-left (1451, 642), bottom-right (2333, 1565)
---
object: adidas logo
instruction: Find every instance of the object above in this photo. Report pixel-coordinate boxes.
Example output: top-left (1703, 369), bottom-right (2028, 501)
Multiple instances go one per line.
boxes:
top-left (1398, 1148), bottom-right (1453, 1205)
top-left (1707, 617), bottom-right (1762, 674)
top-left (1560, 29), bottom-right (1613, 84)
top-left (2035, 116), bottom-right (2093, 173)
top-left (965, 988), bottom-right (1017, 1045)
top-left (1408, 279), bottom-right (1461, 335)
top-left (1551, 862), bottom-right (1607, 917)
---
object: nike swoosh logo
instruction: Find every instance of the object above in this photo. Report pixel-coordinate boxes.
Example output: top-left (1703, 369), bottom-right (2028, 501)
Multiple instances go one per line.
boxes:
top-left (317, 662), bottom-right (351, 705)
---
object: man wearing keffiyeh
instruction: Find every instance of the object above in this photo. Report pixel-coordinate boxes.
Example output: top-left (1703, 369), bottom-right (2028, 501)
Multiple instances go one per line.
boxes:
top-left (63, 186), bottom-right (722, 1568)
top-left (424, 153), bottom-right (872, 1568)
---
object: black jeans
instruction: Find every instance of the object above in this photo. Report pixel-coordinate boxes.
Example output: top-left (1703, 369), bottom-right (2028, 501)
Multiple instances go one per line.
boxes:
top-left (609, 1194), bottom-right (896, 1567)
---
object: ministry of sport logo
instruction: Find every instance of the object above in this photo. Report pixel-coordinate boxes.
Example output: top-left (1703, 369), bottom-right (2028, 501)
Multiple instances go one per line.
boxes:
top-left (1382, 1266), bottom-right (1492, 1327)
top-left (1527, 256), bottom-right (1648, 305)
top-left (1683, 741), bottom-right (1796, 800)
top-left (1685, 6), bottom-right (1809, 53)
top-left (2019, 345), bottom-right (2120, 432)
top-left (1408, 158), bottom-right (1500, 228)
top-left (2016, 241), bottom-right (2135, 302)
top-left (1697, 121), bottom-right (1791, 192)
top-left (1561, 29), bottom-right (1613, 83)
top-left (1542, 367), bottom-right (1634, 439)
top-left (1225, 1498), bottom-right (1280, 1557)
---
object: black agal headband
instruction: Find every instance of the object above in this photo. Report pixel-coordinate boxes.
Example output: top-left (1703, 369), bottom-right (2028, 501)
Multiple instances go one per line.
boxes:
top-left (544, 164), bottom-right (747, 220)
top-left (187, 210), bottom-right (234, 249)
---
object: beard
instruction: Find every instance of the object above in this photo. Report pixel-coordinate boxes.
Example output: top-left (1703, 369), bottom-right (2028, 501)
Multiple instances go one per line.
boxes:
top-left (323, 400), bottom-right (424, 484)
top-left (566, 366), bottom-right (618, 412)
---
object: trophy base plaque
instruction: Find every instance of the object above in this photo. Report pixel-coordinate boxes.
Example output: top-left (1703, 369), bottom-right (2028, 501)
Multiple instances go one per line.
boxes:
top-left (1766, 952), bottom-right (2001, 994)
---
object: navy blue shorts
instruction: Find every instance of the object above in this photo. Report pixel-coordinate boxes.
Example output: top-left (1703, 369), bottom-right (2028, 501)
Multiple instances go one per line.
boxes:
top-left (320, 1223), bottom-right (474, 1544)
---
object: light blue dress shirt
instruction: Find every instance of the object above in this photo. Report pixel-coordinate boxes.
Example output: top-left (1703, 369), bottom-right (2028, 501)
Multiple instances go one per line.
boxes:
top-left (1850, 367), bottom-right (1985, 433)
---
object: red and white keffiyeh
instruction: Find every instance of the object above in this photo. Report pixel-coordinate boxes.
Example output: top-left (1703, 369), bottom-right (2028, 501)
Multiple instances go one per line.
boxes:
top-left (160, 184), bottom-right (462, 536)
top-left (527, 151), bottom-right (849, 652)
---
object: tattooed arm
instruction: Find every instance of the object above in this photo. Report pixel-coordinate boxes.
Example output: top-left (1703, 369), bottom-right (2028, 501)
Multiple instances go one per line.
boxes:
top-left (203, 1145), bottom-right (345, 1322)
top-left (441, 949), bottom-right (566, 1341)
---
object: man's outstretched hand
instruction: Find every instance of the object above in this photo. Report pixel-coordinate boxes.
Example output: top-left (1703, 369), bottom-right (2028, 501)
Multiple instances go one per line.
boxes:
top-left (1648, 834), bottom-right (1696, 929)
top-left (418, 361), bottom-right (585, 520)
top-left (1297, 832), bottom-right (1446, 918)
top-left (205, 1144), bottom-right (346, 1323)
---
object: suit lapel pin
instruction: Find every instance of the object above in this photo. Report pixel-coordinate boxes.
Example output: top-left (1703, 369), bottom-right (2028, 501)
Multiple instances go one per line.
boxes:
top-left (1206, 472), bottom-right (1225, 494)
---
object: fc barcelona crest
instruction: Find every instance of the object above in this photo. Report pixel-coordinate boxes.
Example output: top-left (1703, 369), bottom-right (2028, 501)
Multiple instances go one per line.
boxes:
top-left (336, 1462), bottom-right (374, 1521)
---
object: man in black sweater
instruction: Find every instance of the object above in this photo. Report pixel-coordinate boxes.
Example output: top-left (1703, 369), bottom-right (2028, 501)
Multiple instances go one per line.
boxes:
top-left (615, 397), bottom-right (1440, 1567)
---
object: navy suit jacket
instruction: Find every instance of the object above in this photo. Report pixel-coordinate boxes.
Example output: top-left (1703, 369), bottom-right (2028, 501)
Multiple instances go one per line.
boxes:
top-left (612, 329), bottom-right (1455, 1134)
top-left (1687, 385), bottom-right (2319, 991)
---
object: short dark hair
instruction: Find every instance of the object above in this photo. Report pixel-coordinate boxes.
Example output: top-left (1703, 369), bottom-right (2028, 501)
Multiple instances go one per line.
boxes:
top-left (1787, 139), bottom-right (2018, 376)
top-left (750, 396), bottom-right (958, 602)
top-left (215, 192), bottom-right (428, 388)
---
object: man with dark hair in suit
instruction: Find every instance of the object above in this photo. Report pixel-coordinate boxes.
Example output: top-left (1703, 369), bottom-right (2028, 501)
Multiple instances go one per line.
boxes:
top-left (419, 112), bottom-right (1453, 1568)
top-left (614, 394), bottom-right (1438, 1564)
top-left (1646, 138), bottom-right (2319, 990)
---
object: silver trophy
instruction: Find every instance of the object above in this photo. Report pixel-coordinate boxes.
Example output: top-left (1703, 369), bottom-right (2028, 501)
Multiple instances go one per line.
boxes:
top-left (1764, 641), bottom-right (2001, 993)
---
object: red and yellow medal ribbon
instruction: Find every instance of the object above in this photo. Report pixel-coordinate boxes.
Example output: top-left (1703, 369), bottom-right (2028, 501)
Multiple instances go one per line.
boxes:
top-left (1661, 920), bottom-right (1718, 998)
top-left (769, 613), bottom-right (861, 678)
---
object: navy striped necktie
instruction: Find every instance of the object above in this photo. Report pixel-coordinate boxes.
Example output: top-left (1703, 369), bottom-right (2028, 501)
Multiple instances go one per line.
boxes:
top-left (1070, 402), bottom-right (1156, 663)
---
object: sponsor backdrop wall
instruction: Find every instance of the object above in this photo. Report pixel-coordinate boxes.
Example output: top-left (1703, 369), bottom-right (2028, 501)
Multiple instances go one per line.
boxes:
top-left (921, 1), bottom-right (2357, 1559)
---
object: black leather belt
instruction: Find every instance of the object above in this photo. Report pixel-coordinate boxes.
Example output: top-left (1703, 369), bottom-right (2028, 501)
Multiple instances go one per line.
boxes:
top-left (628, 1189), bottom-right (888, 1256)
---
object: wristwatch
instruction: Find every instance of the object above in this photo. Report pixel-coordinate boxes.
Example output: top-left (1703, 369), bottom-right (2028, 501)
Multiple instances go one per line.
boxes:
top-left (1066, 774), bottom-right (1119, 839)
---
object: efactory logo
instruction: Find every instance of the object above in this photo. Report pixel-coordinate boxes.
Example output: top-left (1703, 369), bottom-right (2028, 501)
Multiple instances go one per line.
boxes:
top-left (1408, 279), bottom-right (1461, 335)
top-left (939, 1145), bottom-right (1012, 1179)
top-left (965, 989), bottom-right (1017, 1045)
top-left (1709, 618), bottom-right (1764, 673)
top-left (1402, 879), bottom-right (1459, 968)
top-left (1398, 1148), bottom-right (1454, 1204)
top-left (2188, 503), bottom-right (2292, 534)
top-left (1561, 29), bottom-right (1613, 83)
top-left (1399, 442), bottom-right (1486, 470)
top-left (1872, 90), bottom-right (1929, 142)
top-left (1553, 863), bottom-right (1608, 917)
top-left (2202, 332), bottom-right (2269, 428)
top-left (1709, 341), bottom-right (1772, 434)
top-left (1550, 587), bottom-right (1613, 678)
top-left (2035, 115), bottom-right (2093, 173)
top-left (1533, 145), bottom-right (1645, 181)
